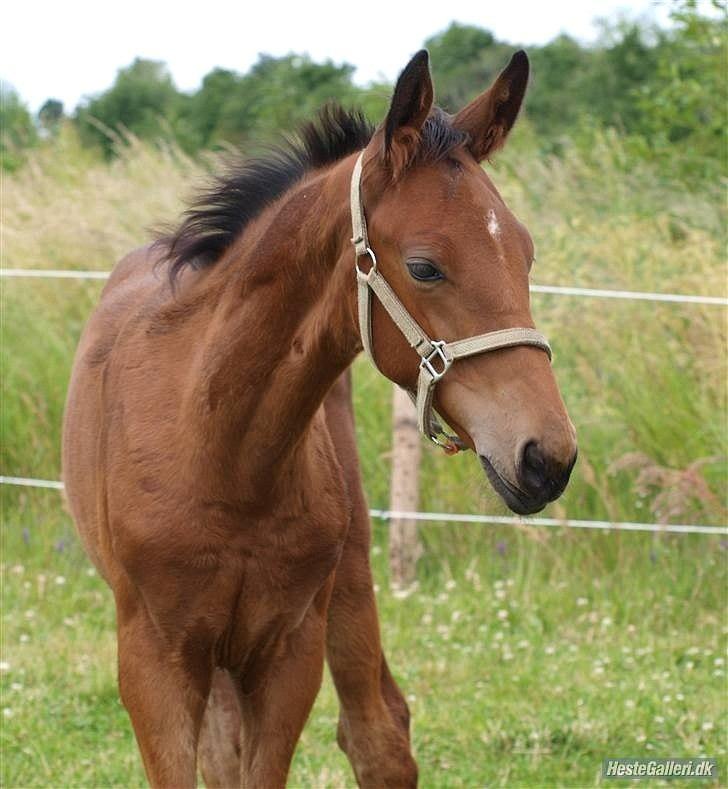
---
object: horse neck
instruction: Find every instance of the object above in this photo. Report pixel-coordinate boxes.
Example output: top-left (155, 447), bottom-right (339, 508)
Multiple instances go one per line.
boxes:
top-left (188, 155), bottom-right (361, 494)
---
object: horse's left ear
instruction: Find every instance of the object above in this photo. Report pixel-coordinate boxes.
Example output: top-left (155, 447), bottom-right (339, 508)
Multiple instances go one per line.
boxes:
top-left (382, 49), bottom-right (434, 175)
top-left (453, 50), bottom-right (529, 161)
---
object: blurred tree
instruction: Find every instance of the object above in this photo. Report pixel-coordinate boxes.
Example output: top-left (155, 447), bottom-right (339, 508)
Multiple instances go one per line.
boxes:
top-left (527, 35), bottom-right (593, 140)
top-left (75, 58), bottom-right (183, 155)
top-left (425, 23), bottom-right (512, 111)
top-left (38, 98), bottom-right (64, 135)
top-left (183, 68), bottom-right (240, 149)
top-left (176, 54), bottom-right (389, 151)
top-left (6, 4), bottom-right (723, 182)
top-left (590, 20), bottom-right (662, 131)
top-left (1, 83), bottom-right (37, 171)
top-left (214, 54), bottom-right (365, 145)
top-left (631, 0), bottom-right (726, 174)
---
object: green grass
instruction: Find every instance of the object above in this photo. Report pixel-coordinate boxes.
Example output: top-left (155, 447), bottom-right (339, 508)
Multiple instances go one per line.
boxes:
top-left (1, 488), bottom-right (725, 786)
top-left (1, 130), bottom-right (726, 786)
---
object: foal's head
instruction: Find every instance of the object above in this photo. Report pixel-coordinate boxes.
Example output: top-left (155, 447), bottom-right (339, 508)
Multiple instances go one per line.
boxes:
top-left (357, 50), bottom-right (577, 514)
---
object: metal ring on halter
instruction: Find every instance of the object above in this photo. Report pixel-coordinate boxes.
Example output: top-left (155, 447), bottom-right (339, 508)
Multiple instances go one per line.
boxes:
top-left (420, 340), bottom-right (451, 382)
top-left (355, 246), bottom-right (377, 276)
top-left (429, 428), bottom-right (462, 454)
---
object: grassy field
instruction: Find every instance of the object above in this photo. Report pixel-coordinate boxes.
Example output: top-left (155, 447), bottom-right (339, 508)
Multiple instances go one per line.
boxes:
top-left (1, 129), bottom-right (726, 786)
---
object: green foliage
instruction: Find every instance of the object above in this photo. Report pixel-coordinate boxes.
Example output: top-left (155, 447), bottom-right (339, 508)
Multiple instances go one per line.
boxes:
top-left (425, 8), bottom-right (726, 180)
top-left (70, 54), bottom-right (389, 157)
top-left (0, 84), bottom-right (37, 171)
top-left (6, 4), bottom-right (725, 182)
top-left (75, 59), bottom-right (185, 156)
top-left (192, 54), bottom-right (371, 148)
top-left (526, 35), bottom-right (595, 141)
top-left (183, 67), bottom-right (239, 149)
top-left (425, 23), bottom-right (513, 111)
top-left (38, 99), bottom-right (64, 135)
top-left (629, 0), bottom-right (727, 178)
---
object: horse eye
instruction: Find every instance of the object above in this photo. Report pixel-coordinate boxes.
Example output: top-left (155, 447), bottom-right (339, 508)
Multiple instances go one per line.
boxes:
top-left (406, 259), bottom-right (443, 282)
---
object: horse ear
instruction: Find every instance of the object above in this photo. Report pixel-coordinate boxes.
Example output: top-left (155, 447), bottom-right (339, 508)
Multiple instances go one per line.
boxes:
top-left (453, 50), bottom-right (529, 161)
top-left (382, 50), bottom-right (434, 175)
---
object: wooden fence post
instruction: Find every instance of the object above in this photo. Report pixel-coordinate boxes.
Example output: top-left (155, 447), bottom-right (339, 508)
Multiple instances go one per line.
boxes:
top-left (388, 385), bottom-right (423, 590)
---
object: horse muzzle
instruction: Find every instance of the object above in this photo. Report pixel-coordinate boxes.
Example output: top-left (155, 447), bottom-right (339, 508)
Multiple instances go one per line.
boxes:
top-left (479, 445), bottom-right (577, 515)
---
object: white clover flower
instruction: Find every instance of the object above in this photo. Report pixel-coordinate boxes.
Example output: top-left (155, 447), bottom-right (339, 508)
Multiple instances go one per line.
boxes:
top-left (54, 576), bottom-right (66, 586)
top-left (497, 609), bottom-right (508, 620)
top-left (576, 597), bottom-right (588, 607)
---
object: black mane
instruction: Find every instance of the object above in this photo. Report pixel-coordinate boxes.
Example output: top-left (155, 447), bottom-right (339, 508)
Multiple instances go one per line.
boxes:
top-left (162, 104), bottom-right (466, 280)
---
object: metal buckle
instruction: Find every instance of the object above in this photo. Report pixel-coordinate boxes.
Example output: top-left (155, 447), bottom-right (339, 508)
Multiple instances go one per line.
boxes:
top-left (354, 246), bottom-right (377, 276)
top-left (420, 341), bottom-right (451, 382)
top-left (427, 417), bottom-right (463, 454)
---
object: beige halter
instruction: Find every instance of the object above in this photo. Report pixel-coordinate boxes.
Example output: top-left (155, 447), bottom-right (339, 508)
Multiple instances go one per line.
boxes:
top-left (350, 151), bottom-right (552, 453)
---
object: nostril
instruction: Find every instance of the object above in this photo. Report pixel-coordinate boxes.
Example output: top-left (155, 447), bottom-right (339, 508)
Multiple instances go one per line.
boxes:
top-left (519, 441), bottom-right (547, 494)
top-left (524, 442), bottom-right (545, 474)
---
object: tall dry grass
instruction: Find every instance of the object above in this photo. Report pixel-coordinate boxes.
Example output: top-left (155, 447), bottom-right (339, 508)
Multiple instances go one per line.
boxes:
top-left (1, 127), bottom-right (726, 535)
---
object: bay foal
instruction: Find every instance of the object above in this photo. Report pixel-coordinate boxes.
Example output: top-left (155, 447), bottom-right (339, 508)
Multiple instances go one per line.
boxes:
top-left (63, 50), bottom-right (576, 787)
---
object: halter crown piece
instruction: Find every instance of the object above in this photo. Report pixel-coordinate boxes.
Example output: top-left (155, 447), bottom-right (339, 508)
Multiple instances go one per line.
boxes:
top-left (350, 151), bottom-right (552, 454)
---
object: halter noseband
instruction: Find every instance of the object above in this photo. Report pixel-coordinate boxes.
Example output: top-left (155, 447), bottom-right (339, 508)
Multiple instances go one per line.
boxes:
top-left (350, 151), bottom-right (552, 454)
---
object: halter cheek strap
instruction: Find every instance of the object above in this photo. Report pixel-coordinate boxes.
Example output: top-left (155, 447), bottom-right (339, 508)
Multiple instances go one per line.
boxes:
top-left (350, 151), bottom-right (552, 453)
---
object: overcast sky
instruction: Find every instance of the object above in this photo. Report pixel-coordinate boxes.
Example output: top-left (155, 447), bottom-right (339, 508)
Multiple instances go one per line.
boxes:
top-left (5, 1), bottom-right (675, 113)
